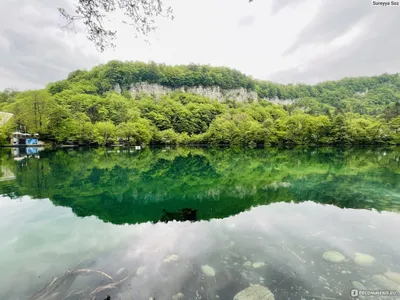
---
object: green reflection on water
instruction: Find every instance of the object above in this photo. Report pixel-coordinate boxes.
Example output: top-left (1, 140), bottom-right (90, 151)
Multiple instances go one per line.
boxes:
top-left (0, 146), bottom-right (399, 224)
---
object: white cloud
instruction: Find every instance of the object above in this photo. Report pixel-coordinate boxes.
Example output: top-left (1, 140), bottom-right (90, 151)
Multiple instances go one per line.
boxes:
top-left (0, 0), bottom-right (399, 89)
top-left (99, 0), bottom-right (320, 79)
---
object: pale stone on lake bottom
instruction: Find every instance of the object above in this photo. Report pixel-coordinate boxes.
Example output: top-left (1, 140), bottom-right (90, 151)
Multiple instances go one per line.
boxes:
top-left (136, 266), bottom-right (146, 276)
top-left (384, 272), bottom-right (400, 285)
top-left (172, 292), bottom-right (185, 300)
top-left (352, 281), bottom-right (366, 290)
top-left (243, 261), bottom-right (252, 268)
top-left (322, 251), bottom-right (346, 263)
top-left (201, 265), bottom-right (216, 277)
top-left (164, 254), bottom-right (179, 263)
top-left (372, 275), bottom-right (400, 292)
top-left (252, 262), bottom-right (265, 269)
top-left (354, 252), bottom-right (376, 267)
top-left (116, 267), bottom-right (126, 276)
top-left (233, 284), bottom-right (275, 300)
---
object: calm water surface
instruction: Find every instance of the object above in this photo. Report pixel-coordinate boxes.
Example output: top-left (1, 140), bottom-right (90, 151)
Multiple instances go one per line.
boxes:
top-left (0, 147), bottom-right (399, 300)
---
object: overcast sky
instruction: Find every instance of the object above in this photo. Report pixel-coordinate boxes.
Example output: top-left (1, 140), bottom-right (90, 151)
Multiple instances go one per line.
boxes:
top-left (0, 0), bottom-right (399, 90)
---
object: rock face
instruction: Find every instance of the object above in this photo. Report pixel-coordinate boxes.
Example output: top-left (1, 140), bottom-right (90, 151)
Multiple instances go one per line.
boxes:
top-left (113, 83), bottom-right (122, 94)
top-left (233, 284), bottom-right (275, 300)
top-left (322, 251), bottom-right (346, 263)
top-left (129, 83), bottom-right (259, 103)
top-left (267, 97), bottom-right (296, 105)
top-left (353, 253), bottom-right (375, 267)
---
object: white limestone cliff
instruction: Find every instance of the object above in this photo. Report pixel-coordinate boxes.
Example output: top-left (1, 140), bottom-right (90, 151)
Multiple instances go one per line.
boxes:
top-left (114, 82), bottom-right (297, 105)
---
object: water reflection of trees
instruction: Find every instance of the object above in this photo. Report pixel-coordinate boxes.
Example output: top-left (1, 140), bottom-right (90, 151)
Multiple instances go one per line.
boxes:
top-left (0, 147), bottom-right (399, 224)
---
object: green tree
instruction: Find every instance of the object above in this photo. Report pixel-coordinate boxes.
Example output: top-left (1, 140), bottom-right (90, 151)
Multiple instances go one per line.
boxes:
top-left (93, 121), bottom-right (117, 145)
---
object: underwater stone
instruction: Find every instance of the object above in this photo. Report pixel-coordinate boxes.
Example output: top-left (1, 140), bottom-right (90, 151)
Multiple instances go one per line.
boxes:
top-left (233, 284), bottom-right (275, 300)
top-left (372, 275), bottom-right (400, 292)
top-left (116, 268), bottom-right (126, 276)
top-left (172, 292), bottom-right (185, 300)
top-left (136, 266), bottom-right (146, 276)
top-left (322, 251), bottom-right (346, 263)
top-left (354, 253), bottom-right (376, 267)
top-left (201, 265), bottom-right (216, 277)
top-left (252, 262), bottom-right (265, 269)
top-left (384, 272), bottom-right (400, 285)
top-left (352, 281), bottom-right (366, 290)
top-left (243, 261), bottom-right (252, 268)
top-left (164, 254), bottom-right (179, 263)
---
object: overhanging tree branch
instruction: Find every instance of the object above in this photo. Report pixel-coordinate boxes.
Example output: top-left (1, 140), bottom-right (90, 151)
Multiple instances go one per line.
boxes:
top-left (58, 0), bottom-right (173, 52)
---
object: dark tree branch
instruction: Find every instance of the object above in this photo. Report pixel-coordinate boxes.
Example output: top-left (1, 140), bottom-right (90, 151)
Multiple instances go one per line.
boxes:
top-left (58, 0), bottom-right (173, 52)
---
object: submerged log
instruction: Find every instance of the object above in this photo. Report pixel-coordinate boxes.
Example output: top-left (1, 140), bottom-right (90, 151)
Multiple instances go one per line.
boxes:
top-left (89, 270), bottom-right (135, 299)
top-left (29, 263), bottom-right (115, 300)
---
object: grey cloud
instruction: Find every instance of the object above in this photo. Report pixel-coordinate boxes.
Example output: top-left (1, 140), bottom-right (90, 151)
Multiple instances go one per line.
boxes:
top-left (283, 0), bottom-right (374, 55)
top-left (238, 15), bottom-right (255, 27)
top-left (270, 0), bottom-right (307, 14)
top-left (0, 0), bottom-right (100, 90)
top-left (268, 9), bottom-right (400, 84)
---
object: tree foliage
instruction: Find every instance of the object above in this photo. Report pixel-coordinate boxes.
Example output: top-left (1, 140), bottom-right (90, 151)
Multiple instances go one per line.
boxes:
top-left (0, 62), bottom-right (399, 146)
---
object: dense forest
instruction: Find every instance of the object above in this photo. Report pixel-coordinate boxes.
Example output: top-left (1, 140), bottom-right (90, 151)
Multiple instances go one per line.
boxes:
top-left (0, 60), bottom-right (399, 146)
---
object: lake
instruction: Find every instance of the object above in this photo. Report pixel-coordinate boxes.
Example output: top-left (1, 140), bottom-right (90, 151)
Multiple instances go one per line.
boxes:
top-left (0, 146), bottom-right (399, 300)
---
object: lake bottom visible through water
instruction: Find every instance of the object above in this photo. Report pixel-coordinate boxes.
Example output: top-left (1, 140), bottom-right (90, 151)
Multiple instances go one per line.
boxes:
top-left (1, 198), bottom-right (400, 300)
top-left (0, 147), bottom-right (399, 300)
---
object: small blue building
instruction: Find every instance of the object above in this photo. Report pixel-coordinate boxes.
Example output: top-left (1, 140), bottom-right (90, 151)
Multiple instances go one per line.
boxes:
top-left (11, 132), bottom-right (40, 146)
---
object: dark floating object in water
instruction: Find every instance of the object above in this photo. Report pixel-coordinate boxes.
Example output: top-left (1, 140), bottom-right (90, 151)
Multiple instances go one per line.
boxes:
top-left (160, 208), bottom-right (199, 222)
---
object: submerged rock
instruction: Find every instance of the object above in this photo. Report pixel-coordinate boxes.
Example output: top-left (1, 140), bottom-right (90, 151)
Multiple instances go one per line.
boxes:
top-left (372, 275), bottom-right (400, 292)
top-left (243, 261), bottom-right (252, 268)
top-left (322, 251), bottom-right (346, 263)
top-left (116, 268), bottom-right (126, 276)
top-left (354, 253), bottom-right (376, 267)
top-left (352, 281), bottom-right (367, 290)
top-left (136, 266), bottom-right (146, 276)
top-left (172, 292), bottom-right (185, 300)
top-left (164, 254), bottom-right (179, 263)
top-left (384, 272), bottom-right (400, 285)
top-left (252, 262), bottom-right (265, 269)
top-left (233, 284), bottom-right (275, 300)
top-left (351, 281), bottom-right (367, 299)
top-left (201, 265), bottom-right (216, 277)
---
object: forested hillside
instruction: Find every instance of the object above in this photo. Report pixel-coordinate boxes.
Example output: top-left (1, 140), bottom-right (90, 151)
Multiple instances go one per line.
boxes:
top-left (0, 61), bottom-right (399, 146)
